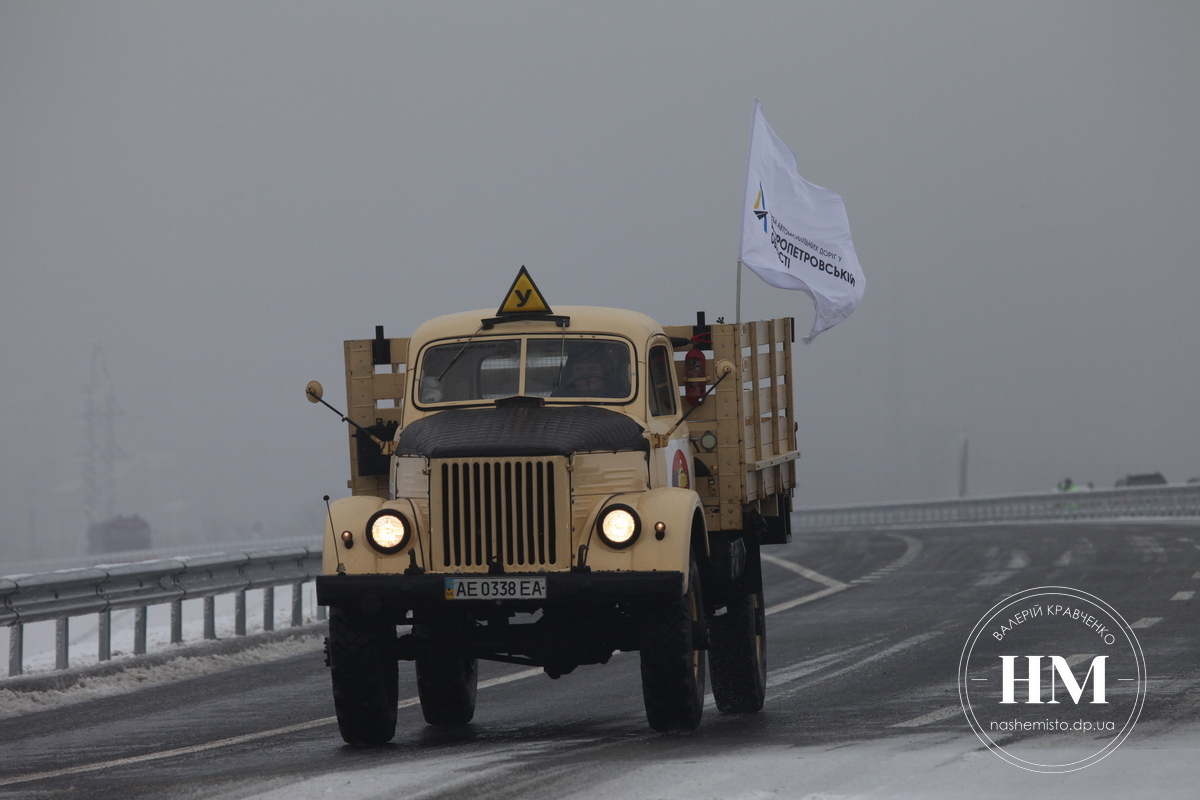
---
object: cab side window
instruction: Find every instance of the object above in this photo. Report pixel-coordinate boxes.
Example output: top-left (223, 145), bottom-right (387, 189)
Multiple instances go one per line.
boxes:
top-left (647, 345), bottom-right (678, 417)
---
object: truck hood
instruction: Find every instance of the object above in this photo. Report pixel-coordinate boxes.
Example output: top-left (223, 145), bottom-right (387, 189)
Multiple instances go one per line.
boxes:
top-left (397, 406), bottom-right (648, 459)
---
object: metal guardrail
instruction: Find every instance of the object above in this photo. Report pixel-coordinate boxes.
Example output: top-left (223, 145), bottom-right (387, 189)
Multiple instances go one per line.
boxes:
top-left (6, 485), bottom-right (1198, 680)
top-left (1, 546), bottom-right (322, 678)
top-left (0, 535), bottom-right (320, 578)
top-left (796, 484), bottom-right (1200, 531)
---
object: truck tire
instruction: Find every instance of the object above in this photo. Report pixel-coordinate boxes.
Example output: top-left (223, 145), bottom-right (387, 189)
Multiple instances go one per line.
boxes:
top-left (327, 607), bottom-right (398, 745)
top-left (709, 589), bottom-right (767, 713)
top-left (639, 553), bottom-right (706, 731)
top-left (415, 643), bottom-right (478, 726)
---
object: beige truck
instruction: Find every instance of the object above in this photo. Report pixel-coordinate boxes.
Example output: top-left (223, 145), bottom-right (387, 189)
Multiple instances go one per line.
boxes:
top-left (308, 269), bottom-right (798, 742)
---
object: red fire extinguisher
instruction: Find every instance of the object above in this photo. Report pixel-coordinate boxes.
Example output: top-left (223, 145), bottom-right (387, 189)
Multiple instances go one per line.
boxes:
top-left (684, 340), bottom-right (707, 406)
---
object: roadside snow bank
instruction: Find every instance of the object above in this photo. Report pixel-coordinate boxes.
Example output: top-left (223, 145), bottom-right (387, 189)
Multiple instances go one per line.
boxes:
top-left (0, 633), bottom-right (323, 720)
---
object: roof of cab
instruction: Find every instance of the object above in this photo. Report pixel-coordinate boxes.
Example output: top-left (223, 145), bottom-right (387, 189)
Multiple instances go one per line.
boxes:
top-left (409, 305), bottom-right (668, 350)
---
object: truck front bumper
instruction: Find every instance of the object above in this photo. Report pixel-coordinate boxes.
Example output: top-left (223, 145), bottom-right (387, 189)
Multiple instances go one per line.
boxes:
top-left (317, 570), bottom-right (683, 611)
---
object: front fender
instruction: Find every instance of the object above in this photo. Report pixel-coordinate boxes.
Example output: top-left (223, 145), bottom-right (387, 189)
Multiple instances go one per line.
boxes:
top-left (323, 495), bottom-right (422, 574)
top-left (584, 487), bottom-right (705, 587)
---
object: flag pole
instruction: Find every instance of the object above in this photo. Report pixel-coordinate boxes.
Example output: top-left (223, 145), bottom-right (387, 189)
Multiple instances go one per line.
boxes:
top-left (735, 260), bottom-right (742, 325)
top-left (735, 101), bottom-right (758, 330)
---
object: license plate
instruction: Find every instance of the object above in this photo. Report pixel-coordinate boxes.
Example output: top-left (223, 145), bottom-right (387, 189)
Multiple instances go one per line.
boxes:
top-left (444, 576), bottom-right (548, 601)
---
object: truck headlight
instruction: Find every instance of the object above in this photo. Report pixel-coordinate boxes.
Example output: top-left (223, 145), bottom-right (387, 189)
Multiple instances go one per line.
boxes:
top-left (366, 509), bottom-right (410, 554)
top-left (597, 505), bottom-right (640, 549)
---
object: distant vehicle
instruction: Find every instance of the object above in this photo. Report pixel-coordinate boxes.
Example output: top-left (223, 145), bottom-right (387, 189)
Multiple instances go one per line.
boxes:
top-left (86, 514), bottom-right (152, 554)
top-left (1114, 473), bottom-right (1167, 488)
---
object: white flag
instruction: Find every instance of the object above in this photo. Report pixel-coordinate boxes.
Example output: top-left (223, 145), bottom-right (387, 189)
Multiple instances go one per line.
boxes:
top-left (739, 100), bottom-right (865, 343)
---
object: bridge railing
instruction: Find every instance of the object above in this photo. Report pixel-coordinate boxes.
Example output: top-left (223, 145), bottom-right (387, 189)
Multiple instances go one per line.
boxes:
top-left (2, 546), bottom-right (322, 678)
top-left (796, 484), bottom-right (1200, 531)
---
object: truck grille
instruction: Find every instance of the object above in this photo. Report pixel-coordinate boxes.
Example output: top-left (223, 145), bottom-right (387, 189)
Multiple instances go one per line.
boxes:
top-left (432, 457), bottom-right (569, 569)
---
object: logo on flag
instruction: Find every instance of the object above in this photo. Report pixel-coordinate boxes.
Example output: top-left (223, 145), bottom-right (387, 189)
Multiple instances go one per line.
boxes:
top-left (738, 100), bottom-right (865, 343)
top-left (753, 184), bottom-right (768, 232)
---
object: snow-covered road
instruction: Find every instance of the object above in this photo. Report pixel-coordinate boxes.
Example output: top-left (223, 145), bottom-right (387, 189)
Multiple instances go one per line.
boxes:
top-left (1, 522), bottom-right (1197, 799)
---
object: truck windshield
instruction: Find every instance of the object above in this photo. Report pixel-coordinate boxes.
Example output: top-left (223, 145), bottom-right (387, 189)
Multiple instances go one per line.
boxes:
top-left (528, 339), bottom-right (631, 399)
top-left (417, 337), bottom-right (633, 405)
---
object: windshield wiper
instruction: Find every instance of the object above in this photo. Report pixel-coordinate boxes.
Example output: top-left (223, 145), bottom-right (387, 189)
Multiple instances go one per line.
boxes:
top-left (437, 325), bottom-right (486, 381)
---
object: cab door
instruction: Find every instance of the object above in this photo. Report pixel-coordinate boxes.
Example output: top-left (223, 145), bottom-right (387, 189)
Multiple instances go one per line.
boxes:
top-left (645, 337), bottom-right (691, 490)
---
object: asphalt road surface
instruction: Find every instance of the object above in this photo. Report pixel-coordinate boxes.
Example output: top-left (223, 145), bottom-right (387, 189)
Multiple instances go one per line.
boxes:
top-left (1, 521), bottom-right (1197, 799)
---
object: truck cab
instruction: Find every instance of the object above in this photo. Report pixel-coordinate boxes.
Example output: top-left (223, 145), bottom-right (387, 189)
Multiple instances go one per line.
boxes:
top-left (311, 269), bottom-right (797, 742)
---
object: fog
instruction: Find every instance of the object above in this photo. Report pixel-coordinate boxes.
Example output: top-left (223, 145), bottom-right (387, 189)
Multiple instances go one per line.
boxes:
top-left (2, 2), bottom-right (1197, 564)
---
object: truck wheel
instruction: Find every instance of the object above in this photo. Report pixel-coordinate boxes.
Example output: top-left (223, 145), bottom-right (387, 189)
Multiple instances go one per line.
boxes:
top-left (639, 553), bottom-right (706, 731)
top-left (327, 607), bottom-right (398, 745)
top-left (415, 642), bottom-right (478, 726)
top-left (709, 589), bottom-right (767, 713)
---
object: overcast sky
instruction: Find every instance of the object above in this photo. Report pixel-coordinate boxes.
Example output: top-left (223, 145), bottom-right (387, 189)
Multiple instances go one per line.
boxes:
top-left (2, 2), bottom-right (1197, 562)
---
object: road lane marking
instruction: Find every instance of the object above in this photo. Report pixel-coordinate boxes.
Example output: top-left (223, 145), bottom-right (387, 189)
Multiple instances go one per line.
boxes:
top-left (892, 654), bottom-right (1099, 729)
top-left (0, 666), bottom-right (545, 789)
top-left (1193, 572), bottom-right (1200, 579)
top-left (1007, 550), bottom-right (1030, 569)
top-left (0, 716), bottom-right (339, 787)
top-left (3, 540), bottom-right (916, 788)
top-left (1132, 536), bottom-right (1168, 562)
top-left (706, 641), bottom-right (884, 710)
top-left (3, 548), bottom-right (866, 787)
top-left (974, 570), bottom-right (1016, 587)
top-left (891, 705), bottom-right (961, 728)
top-left (479, 666), bottom-right (545, 685)
top-left (852, 533), bottom-right (923, 584)
top-left (1171, 591), bottom-right (1194, 601)
top-left (3, 546), bottom-right (878, 787)
top-left (767, 628), bottom-right (948, 705)
top-left (759, 553), bottom-right (855, 614)
top-left (764, 584), bottom-right (849, 616)
top-left (1131, 617), bottom-right (1162, 628)
top-left (973, 549), bottom-right (1032, 588)
top-left (761, 553), bottom-right (849, 589)
top-left (1055, 653), bottom-right (1096, 669)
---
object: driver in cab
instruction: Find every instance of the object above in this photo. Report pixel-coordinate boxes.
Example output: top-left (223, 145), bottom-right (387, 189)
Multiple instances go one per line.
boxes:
top-left (553, 345), bottom-right (628, 398)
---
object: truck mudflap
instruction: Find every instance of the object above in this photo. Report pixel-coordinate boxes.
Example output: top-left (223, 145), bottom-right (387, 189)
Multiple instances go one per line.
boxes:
top-left (317, 570), bottom-right (684, 610)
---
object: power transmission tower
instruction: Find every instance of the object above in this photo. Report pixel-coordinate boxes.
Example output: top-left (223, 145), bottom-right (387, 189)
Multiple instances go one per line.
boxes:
top-left (958, 437), bottom-right (969, 498)
top-left (83, 344), bottom-right (122, 526)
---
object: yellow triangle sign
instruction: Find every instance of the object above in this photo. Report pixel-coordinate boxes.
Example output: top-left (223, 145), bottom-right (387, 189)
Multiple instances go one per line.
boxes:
top-left (497, 266), bottom-right (552, 315)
